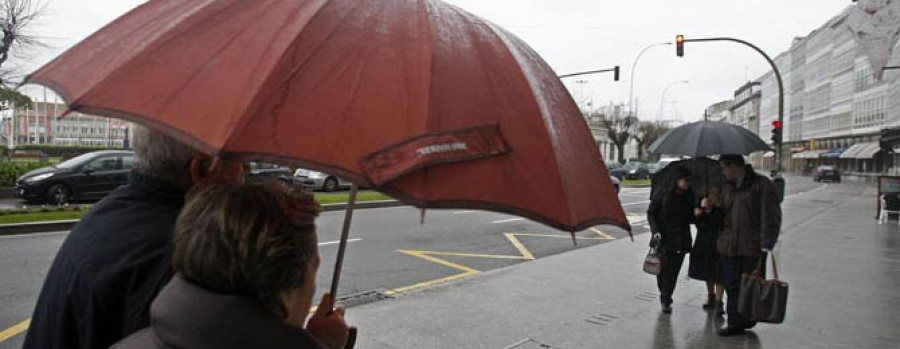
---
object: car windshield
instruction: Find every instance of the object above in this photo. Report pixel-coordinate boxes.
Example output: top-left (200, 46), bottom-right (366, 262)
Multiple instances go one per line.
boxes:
top-left (623, 162), bottom-right (643, 170)
top-left (55, 153), bottom-right (98, 169)
top-left (819, 166), bottom-right (836, 171)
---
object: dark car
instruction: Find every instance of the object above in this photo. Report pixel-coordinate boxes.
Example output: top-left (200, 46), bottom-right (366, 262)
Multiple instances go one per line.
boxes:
top-left (245, 162), bottom-right (296, 185)
top-left (609, 162), bottom-right (651, 180)
top-left (15, 150), bottom-right (134, 205)
top-left (813, 165), bottom-right (841, 183)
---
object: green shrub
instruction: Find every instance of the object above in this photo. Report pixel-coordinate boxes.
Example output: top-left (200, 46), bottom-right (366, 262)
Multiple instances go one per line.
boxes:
top-left (0, 161), bottom-right (49, 186)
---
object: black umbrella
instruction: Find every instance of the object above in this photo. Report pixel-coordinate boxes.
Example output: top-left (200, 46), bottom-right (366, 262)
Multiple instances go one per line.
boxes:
top-left (651, 157), bottom-right (727, 200)
top-left (648, 120), bottom-right (771, 157)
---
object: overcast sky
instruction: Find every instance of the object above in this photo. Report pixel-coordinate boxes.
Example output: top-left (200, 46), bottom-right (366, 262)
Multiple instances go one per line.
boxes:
top-left (17, 0), bottom-right (852, 122)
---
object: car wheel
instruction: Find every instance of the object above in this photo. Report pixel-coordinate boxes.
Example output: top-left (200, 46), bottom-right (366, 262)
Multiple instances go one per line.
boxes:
top-left (323, 177), bottom-right (339, 192)
top-left (46, 184), bottom-right (72, 206)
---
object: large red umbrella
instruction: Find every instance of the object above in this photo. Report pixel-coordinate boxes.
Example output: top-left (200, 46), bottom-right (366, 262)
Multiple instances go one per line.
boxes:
top-left (26, 0), bottom-right (628, 316)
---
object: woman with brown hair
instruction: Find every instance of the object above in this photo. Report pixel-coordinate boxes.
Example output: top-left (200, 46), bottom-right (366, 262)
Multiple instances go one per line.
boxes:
top-left (114, 182), bottom-right (351, 349)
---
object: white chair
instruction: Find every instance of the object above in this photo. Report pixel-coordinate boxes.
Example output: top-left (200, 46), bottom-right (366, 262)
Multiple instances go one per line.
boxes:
top-left (879, 195), bottom-right (900, 225)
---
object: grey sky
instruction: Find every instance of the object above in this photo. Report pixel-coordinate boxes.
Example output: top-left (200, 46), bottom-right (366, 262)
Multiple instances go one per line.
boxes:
top-left (18, 0), bottom-right (851, 121)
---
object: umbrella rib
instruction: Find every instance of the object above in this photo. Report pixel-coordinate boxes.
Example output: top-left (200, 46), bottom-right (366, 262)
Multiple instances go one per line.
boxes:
top-left (221, 0), bottom-right (359, 151)
top-left (480, 20), bottom-right (579, 228)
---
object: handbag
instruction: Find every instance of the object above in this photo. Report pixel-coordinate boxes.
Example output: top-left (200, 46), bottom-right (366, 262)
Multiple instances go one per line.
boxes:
top-left (738, 252), bottom-right (789, 324)
top-left (643, 236), bottom-right (665, 275)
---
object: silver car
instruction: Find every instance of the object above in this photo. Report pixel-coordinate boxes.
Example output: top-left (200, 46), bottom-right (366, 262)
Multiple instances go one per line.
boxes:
top-left (294, 168), bottom-right (351, 192)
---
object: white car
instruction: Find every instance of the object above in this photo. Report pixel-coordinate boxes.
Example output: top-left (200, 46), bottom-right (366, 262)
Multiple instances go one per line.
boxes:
top-left (294, 169), bottom-right (352, 192)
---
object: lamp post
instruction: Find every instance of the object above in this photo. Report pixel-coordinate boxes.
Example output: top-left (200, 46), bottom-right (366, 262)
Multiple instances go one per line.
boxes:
top-left (658, 80), bottom-right (689, 120)
top-left (629, 42), bottom-right (672, 116)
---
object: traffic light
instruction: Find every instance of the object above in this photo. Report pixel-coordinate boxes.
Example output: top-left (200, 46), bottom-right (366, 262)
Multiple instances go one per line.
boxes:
top-left (676, 35), bottom-right (685, 57)
top-left (771, 120), bottom-right (783, 143)
top-left (613, 66), bottom-right (620, 81)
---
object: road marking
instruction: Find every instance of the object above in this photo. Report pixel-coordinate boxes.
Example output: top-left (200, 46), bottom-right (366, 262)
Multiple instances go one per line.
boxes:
top-left (453, 211), bottom-right (476, 215)
top-left (622, 200), bottom-right (651, 207)
top-left (0, 319), bottom-right (30, 343)
top-left (387, 231), bottom-right (620, 295)
top-left (318, 238), bottom-right (362, 246)
top-left (492, 218), bottom-right (525, 224)
top-left (591, 228), bottom-right (617, 240)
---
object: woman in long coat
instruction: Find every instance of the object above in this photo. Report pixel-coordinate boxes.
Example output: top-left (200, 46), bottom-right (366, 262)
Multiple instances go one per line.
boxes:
top-left (690, 186), bottom-right (725, 315)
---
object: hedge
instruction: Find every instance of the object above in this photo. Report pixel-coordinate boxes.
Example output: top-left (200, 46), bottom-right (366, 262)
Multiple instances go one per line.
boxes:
top-left (7, 144), bottom-right (120, 158)
top-left (0, 161), bottom-right (50, 186)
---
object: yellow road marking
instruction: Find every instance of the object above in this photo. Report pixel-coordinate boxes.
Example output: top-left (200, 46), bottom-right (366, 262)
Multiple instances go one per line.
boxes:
top-left (504, 233), bottom-right (537, 260)
top-left (591, 227), bottom-right (616, 240)
top-left (0, 318), bottom-right (30, 343)
top-left (387, 231), bottom-right (620, 295)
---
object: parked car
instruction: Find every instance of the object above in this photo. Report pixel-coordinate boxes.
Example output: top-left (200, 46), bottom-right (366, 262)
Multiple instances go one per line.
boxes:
top-left (15, 150), bottom-right (134, 205)
top-left (813, 165), bottom-right (841, 183)
top-left (246, 162), bottom-right (295, 185)
top-left (609, 162), bottom-right (651, 180)
top-left (294, 168), bottom-right (351, 192)
top-left (610, 175), bottom-right (621, 194)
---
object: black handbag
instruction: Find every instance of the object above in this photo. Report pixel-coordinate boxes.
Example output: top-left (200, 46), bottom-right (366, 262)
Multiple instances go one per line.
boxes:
top-left (738, 252), bottom-right (789, 324)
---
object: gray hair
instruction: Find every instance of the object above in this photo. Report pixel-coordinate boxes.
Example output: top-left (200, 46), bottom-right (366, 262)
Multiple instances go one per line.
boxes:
top-left (133, 125), bottom-right (202, 186)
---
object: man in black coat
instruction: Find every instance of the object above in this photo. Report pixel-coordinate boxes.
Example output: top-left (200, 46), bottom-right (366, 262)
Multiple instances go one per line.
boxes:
top-left (23, 126), bottom-right (246, 349)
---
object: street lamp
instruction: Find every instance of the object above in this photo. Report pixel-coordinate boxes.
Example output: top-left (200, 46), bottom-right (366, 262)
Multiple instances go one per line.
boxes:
top-left (629, 42), bottom-right (672, 117)
top-left (658, 80), bottom-right (689, 120)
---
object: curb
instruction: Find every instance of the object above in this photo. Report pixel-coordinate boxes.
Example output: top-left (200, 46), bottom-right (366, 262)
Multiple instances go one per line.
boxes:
top-left (622, 184), bottom-right (651, 188)
top-left (0, 200), bottom-right (406, 236)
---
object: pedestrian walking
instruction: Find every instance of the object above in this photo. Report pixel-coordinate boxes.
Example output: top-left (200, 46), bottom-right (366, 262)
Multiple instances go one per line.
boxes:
top-left (647, 166), bottom-right (695, 314)
top-left (24, 126), bottom-right (247, 349)
top-left (690, 186), bottom-right (725, 315)
top-left (113, 182), bottom-right (351, 349)
top-left (715, 154), bottom-right (781, 336)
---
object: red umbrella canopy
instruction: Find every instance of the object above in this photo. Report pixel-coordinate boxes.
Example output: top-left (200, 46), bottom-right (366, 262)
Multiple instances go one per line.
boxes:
top-left (27, 0), bottom-right (627, 232)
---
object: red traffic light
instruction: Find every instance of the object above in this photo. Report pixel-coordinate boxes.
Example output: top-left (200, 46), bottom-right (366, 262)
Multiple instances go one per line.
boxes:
top-left (772, 120), bottom-right (783, 129)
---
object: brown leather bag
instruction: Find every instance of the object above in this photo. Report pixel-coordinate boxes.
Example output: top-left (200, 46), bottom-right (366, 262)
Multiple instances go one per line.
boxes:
top-left (738, 252), bottom-right (789, 324)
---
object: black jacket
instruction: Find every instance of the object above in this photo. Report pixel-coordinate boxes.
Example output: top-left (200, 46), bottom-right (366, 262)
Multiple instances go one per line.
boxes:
top-left (717, 167), bottom-right (781, 257)
top-left (112, 275), bottom-right (325, 349)
top-left (24, 171), bottom-right (185, 349)
top-left (647, 189), bottom-right (695, 253)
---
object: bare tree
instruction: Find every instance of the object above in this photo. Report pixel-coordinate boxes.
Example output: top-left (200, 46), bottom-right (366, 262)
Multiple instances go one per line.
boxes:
top-left (634, 121), bottom-right (669, 160)
top-left (0, 0), bottom-right (44, 87)
top-left (596, 112), bottom-right (639, 165)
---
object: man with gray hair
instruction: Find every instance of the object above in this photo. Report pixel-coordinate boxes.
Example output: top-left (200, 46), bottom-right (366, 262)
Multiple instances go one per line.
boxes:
top-left (24, 126), bottom-right (246, 349)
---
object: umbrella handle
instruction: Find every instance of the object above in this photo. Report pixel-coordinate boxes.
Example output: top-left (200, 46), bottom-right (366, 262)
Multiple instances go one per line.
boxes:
top-left (328, 184), bottom-right (359, 311)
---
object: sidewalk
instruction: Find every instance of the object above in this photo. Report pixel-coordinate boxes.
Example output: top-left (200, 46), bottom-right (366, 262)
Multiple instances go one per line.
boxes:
top-left (347, 182), bottom-right (900, 348)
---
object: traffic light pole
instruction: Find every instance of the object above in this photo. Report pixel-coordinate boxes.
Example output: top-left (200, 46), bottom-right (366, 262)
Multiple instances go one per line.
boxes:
top-left (681, 36), bottom-right (786, 201)
top-left (558, 66), bottom-right (621, 81)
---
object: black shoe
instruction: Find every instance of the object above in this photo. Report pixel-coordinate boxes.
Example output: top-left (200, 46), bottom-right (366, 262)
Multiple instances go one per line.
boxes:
top-left (661, 303), bottom-right (672, 314)
top-left (717, 325), bottom-right (746, 337)
top-left (715, 301), bottom-right (725, 316)
top-left (702, 295), bottom-right (716, 310)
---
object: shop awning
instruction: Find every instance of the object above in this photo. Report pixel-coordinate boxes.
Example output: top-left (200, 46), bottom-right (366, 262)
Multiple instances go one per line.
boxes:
top-left (792, 150), bottom-right (827, 159)
top-left (763, 151), bottom-right (775, 158)
top-left (839, 143), bottom-right (869, 159)
top-left (821, 147), bottom-right (847, 158)
top-left (856, 142), bottom-right (882, 159)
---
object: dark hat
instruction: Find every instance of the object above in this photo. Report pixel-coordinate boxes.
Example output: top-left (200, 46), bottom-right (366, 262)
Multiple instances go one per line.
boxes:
top-left (719, 154), bottom-right (746, 167)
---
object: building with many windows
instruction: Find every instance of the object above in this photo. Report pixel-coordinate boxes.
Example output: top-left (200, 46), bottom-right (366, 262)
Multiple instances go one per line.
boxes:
top-left (714, 4), bottom-right (899, 174)
top-left (1, 102), bottom-right (132, 148)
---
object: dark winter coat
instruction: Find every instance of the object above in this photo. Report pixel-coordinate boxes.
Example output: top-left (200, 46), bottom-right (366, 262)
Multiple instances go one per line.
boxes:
top-left (717, 166), bottom-right (782, 258)
top-left (112, 275), bottom-right (325, 349)
top-left (647, 188), bottom-right (695, 253)
top-left (24, 171), bottom-right (184, 349)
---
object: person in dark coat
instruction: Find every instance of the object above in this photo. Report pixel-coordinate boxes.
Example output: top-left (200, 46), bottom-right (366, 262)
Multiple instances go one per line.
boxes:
top-left (114, 182), bottom-right (351, 349)
top-left (647, 166), bottom-right (695, 314)
top-left (716, 154), bottom-right (781, 336)
top-left (24, 126), bottom-right (247, 349)
top-left (689, 185), bottom-right (725, 315)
